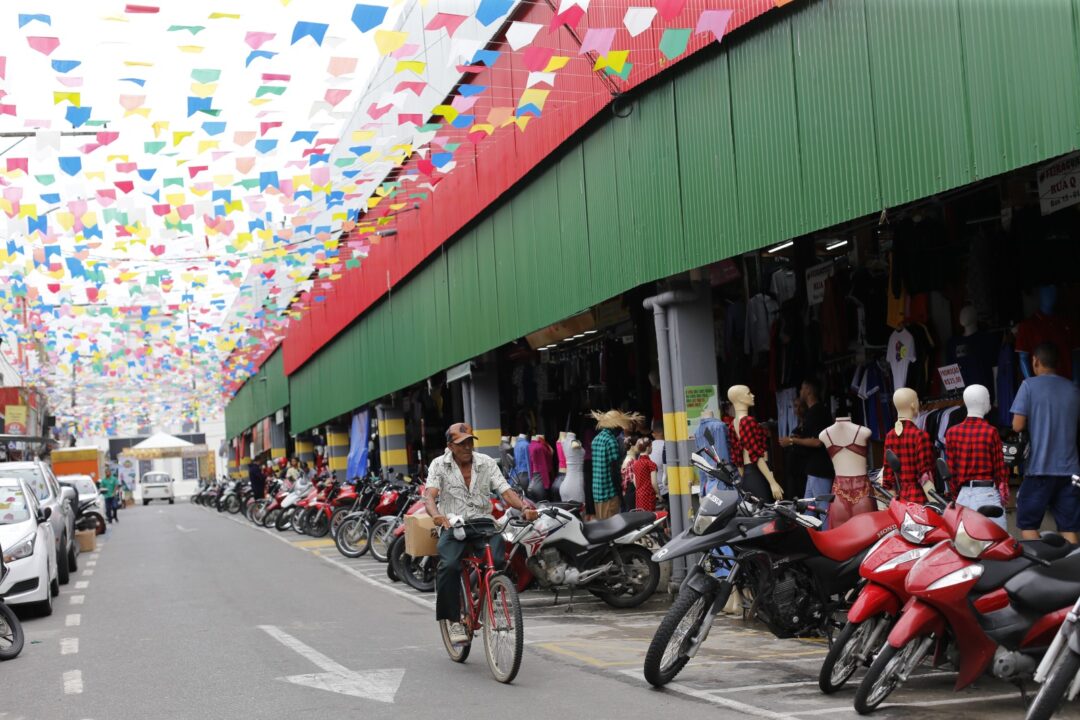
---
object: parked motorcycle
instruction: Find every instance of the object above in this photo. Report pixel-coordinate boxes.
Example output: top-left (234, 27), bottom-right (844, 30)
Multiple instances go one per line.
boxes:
top-left (259, 479), bottom-right (294, 529)
top-left (854, 460), bottom-right (1075, 714)
top-left (0, 549), bottom-right (25, 660)
top-left (642, 429), bottom-right (897, 687)
top-left (817, 451), bottom-right (950, 693)
top-left (387, 500), bottom-right (437, 591)
top-left (368, 484), bottom-right (424, 562)
top-left (334, 477), bottom-right (413, 558)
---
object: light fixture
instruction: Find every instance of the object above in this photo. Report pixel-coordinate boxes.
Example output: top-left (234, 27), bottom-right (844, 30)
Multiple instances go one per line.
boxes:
top-left (572, 333), bottom-right (585, 339)
top-left (768, 241), bottom-right (794, 253)
top-left (583, 330), bottom-right (597, 335)
top-left (826, 240), bottom-right (848, 251)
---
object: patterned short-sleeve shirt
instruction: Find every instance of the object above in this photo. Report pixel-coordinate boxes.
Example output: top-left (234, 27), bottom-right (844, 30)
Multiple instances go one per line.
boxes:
top-left (726, 416), bottom-right (768, 465)
top-left (591, 428), bottom-right (622, 503)
top-left (426, 450), bottom-right (511, 521)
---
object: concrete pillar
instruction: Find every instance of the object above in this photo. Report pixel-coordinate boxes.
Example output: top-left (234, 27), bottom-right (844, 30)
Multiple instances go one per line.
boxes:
top-left (295, 434), bottom-right (315, 465)
top-left (377, 402), bottom-right (407, 474)
top-left (465, 368), bottom-right (502, 459)
top-left (270, 420), bottom-right (287, 460)
top-left (326, 424), bottom-right (349, 475)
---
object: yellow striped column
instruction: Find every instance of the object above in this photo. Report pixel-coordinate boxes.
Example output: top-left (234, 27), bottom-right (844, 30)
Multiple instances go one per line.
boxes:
top-left (326, 425), bottom-right (349, 474)
top-left (270, 420), bottom-right (287, 460)
top-left (295, 435), bottom-right (315, 465)
top-left (376, 404), bottom-right (407, 473)
top-left (238, 453), bottom-right (251, 480)
top-left (466, 370), bottom-right (502, 459)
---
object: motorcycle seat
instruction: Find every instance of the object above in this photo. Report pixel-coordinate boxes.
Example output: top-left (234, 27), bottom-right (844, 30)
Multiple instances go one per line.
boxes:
top-left (582, 512), bottom-right (657, 544)
top-left (808, 510), bottom-right (895, 562)
top-left (1020, 535), bottom-right (1073, 561)
top-left (1005, 547), bottom-right (1080, 615)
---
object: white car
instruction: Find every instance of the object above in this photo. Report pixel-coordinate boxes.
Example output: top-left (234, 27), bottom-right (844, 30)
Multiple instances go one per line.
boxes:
top-left (0, 478), bottom-right (59, 615)
top-left (57, 474), bottom-right (107, 535)
top-left (141, 472), bottom-right (175, 505)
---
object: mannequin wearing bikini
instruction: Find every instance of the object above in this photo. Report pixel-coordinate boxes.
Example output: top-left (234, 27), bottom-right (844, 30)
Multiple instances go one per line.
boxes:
top-left (819, 417), bottom-right (875, 528)
top-left (726, 385), bottom-right (784, 501)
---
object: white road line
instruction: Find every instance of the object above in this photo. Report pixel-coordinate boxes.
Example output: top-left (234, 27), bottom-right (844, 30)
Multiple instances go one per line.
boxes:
top-left (70, 595), bottom-right (85, 605)
top-left (82, 569), bottom-right (94, 577)
top-left (85, 561), bottom-right (97, 567)
top-left (789, 692), bottom-right (1022, 716)
top-left (258, 625), bottom-right (351, 675)
top-left (75, 580), bottom-right (89, 589)
top-left (65, 614), bottom-right (81, 627)
top-left (711, 680), bottom-right (821, 693)
top-left (63, 670), bottom-right (83, 694)
top-left (655, 678), bottom-right (798, 720)
top-left (89, 554), bottom-right (99, 560)
top-left (60, 638), bottom-right (79, 655)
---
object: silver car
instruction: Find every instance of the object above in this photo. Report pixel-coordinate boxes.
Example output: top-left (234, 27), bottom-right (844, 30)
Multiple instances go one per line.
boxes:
top-left (0, 461), bottom-right (77, 586)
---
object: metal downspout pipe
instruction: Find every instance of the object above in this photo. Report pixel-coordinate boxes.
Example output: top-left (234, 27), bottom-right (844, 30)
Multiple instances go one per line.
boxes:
top-left (643, 288), bottom-right (696, 589)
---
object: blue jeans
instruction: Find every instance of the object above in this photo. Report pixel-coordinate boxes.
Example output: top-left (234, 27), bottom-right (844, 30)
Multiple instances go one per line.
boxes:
top-left (805, 475), bottom-right (833, 517)
top-left (106, 496), bottom-right (119, 522)
top-left (956, 485), bottom-right (1007, 531)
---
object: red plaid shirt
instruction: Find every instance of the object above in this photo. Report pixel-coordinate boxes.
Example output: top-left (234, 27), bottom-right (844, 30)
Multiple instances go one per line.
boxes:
top-left (944, 417), bottom-right (1009, 504)
top-left (726, 416), bottom-right (769, 465)
top-left (882, 420), bottom-right (933, 504)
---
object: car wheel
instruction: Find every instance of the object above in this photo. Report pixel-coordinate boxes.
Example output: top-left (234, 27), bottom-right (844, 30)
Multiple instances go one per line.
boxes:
top-left (35, 586), bottom-right (53, 617)
top-left (143, 499), bottom-right (150, 506)
top-left (51, 576), bottom-right (60, 597)
top-left (68, 542), bottom-right (78, 573)
top-left (168, 498), bottom-right (175, 505)
top-left (57, 538), bottom-right (71, 585)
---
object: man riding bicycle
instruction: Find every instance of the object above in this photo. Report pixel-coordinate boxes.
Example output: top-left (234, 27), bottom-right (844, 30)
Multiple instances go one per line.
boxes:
top-left (425, 422), bottom-right (538, 645)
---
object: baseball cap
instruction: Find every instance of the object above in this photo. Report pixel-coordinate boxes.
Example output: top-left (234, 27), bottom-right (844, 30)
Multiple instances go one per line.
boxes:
top-left (445, 422), bottom-right (478, 445)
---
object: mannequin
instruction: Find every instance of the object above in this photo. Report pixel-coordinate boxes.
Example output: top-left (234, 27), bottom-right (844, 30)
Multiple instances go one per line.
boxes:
top-left (560, 432), bottom-right (586, 505)
top-left (948, 305), bottom-right (998, 396)
top-left (551, 431), bottom-right (568, 501)
top-left (695, 408), bottom-right (730, 494)
top-left (511, 433), bottom-right (531, 489)
top-left (944, 385), bottom-right (1009, 530)
top-left (527, 434), bottom-right (553, 501)
top-left (819, 416), bottom-right (874, 528)
top-left (1016, 285), bottom-right (1079, 382)
top-left (882, 388), bottom-right (934, 502)
top-left (498, 436), bottom-right (514, 480)
top-left (725, 385), bottom-right (783, 501)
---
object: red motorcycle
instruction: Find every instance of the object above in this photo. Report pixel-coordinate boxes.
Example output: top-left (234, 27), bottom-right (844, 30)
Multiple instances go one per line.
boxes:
top-left (299, 478), bottom-right (359, 538)
top-left (259, 479), bottom-right (294, 529)
top-left (818, 451), bottom-right (951, 693)
top-left (335, 478), bottom-right (416, 558)
top-left (854, 463), bottom-right (1075, 714)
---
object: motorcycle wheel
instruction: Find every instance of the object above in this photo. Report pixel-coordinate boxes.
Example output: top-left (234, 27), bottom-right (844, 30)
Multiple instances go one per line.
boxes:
top-left (0, 601), bottom-right (25, 660)
top-left (390, 535), bottom-right (436, 592)
top-left (334, 516), bottom-right (370, 558)
top-left (225, 495), bottom-right (241, 515)
top-left (275, 508), bottom-right (294, 532)
top-left (368, 518), bottom-right (398, 562)
top-left (598, 544), bottom-right (660, 608)
top-left (643, 585), bottom-right (715, 687)
top-left (87, 512), bottom-right (107, 536)
top-left (1026, 648), bottom-right (1080, 720)
top-left (330, 506), bottom-right (351, 537)
top-left (820, 617), bottom-right (888, 694)
top-left (249, 500), bottom-right (269, 525)
top-left (386, 548), bottom-right (400, 582)
top-left (262, 508), bottom-right (282, 529)
top-left (292, 509), bottom-right (309, 535)
top-left (307, 511), bottom-right (330, 538)
top-left (854, 638), bottom-right (930, 715)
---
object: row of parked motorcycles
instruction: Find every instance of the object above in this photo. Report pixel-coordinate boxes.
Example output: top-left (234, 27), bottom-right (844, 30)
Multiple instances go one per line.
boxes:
top-left (642, 426), bottom-right (1080, 719)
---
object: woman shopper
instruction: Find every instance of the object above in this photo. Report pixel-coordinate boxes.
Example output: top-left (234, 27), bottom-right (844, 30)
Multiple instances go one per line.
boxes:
top-left (620, 439), bottom-right (641, 512)
top-left (632, 437), bottom-right (659, 511)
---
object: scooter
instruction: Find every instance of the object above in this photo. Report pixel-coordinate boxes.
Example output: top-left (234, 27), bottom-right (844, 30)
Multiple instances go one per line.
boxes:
top-left (818, 450), bottom-right (950, 693)
top-left (854, 461), bottom-right (1076, 714)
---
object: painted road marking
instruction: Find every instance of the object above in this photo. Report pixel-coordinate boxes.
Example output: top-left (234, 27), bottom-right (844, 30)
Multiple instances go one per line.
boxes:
top-left (789, 692), bottom-right (1022, 716)
top-left (176, 524), bottom-right (198, 533)
top-left (70, 595), bottom-right (85, 605)
top-left (60, 638), bottom-right (79, 655)
top-left (75, 580), bottom-right (89, 589)
top-left (258, 625), bottom-right (405, 703)
top-left (65, 614), bottom-right (81, 627)
top-left (85, 561), bottom-right (96, 567)
top-left (63, 670), bottom-right (83, 694)
top-left (82, 569), bottom-right (94, 577)
top-left (291, 539), bottom-right (336, 549)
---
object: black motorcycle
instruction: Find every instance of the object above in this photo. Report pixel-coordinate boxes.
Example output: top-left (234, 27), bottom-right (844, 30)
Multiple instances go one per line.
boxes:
top-left (0, 549), bottom-right (25, 660)
top-left (642, 429), bottom-right (895, 687)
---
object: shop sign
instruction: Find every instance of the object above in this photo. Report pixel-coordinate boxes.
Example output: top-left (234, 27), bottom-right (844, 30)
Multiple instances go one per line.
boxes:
top-left (937, 363), bottom-right (965, 391)
top-left (1037, 151), bottom-right (1080, 215)
top-left (805, 261), bottom-right (835, 306)
top-left (684, 385), bottom-right (719, 438)
top-left (118, 456), bottom-right (137, 489)
top-left (4, 405), bottom-right (27, 435)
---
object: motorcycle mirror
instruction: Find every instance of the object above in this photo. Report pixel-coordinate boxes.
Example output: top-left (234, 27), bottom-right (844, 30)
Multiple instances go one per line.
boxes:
top-left (884, 449), bottom-right (902, 478)
top-left (977, 504), bottom-right (1004, 519)
top-left (690, 452), bottom-right (713, 471)
top-left (936, 457), bottom-right (952, 481)
top-left (703, 427), bottom-right (715, 445)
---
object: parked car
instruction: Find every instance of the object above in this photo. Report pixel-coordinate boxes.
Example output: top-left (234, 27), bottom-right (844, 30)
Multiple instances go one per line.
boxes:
top-left (0, 460), bottom-right (77, 585)
top-left (58, 474), bottom-right (107, 535)
top-left (141, 472), bottom-right (175, 505)
top-left (0, 477), bottom-right (59, 615)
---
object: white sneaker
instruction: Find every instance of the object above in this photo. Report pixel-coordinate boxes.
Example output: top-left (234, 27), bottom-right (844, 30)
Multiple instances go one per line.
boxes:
top-left (448, 622), bottom-right (469, 644)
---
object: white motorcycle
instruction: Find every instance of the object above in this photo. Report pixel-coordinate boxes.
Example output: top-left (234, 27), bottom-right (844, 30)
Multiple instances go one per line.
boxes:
top-left (503, 504), bottom-right (668, 608)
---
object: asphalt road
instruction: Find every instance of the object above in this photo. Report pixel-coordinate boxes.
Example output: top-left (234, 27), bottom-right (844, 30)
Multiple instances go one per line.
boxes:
top-left (5, 502), bottom-right (1079, 720)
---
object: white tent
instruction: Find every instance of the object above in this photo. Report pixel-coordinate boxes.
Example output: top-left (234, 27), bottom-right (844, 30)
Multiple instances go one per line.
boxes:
top-left (125, 433), bottom-right (207, 459)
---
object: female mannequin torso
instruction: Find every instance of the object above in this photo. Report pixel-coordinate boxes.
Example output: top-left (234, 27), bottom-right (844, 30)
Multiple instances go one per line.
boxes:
top-left (819, 418), bottom-right (874, 528)
top-left (560, 434), bottom-right (586, 504)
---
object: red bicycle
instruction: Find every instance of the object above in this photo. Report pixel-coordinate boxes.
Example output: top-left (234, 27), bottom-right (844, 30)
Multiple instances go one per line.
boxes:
top-left (439, 517), bottom-right (524, 684)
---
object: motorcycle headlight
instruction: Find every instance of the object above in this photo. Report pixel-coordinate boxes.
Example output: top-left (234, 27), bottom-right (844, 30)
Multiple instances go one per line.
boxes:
top-left (2, 533), bottom-right (35, 563)
top-left (899, 512), bottom-right (935, 544)
top-left (692, 512), bottom-right (718, 535)
top-left (876, 546), bottom-right (931, 573)
top-left (954, 521), bottom-right (994, 559)
top-left (926, 563), bottom-right (983, 591)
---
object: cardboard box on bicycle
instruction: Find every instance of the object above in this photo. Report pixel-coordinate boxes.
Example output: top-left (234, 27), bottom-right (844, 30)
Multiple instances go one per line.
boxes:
top-left (404, 512), bottom-right (439, 557)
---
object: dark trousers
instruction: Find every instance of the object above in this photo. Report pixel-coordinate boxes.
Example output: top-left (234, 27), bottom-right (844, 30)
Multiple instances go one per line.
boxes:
top-left (435, 528), bottom-right (505, 622)
top-left (106, 496), bottom-right (119, 522)
top-left (251, 480), bottom-right (266, 500)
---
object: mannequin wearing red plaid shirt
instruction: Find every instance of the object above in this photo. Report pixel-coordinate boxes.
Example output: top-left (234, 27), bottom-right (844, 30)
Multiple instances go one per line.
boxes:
top-left (726, 385), bottom-right (784, 502)
top-left (883, 388), bottom-right (934, 504)
top-left (944, 385), bottom-right (1009, 530)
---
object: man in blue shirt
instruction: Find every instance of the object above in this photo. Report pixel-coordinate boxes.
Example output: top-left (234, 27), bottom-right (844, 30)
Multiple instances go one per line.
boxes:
top-left (1011, 342), bottom-right (1080, 543)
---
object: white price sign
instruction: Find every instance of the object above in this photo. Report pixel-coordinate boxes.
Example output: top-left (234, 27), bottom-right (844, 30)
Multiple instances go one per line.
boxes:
top-left (937, 363), bottom-right (965, 391)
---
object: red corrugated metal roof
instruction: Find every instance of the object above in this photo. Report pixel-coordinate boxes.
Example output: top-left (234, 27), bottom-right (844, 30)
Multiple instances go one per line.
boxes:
top-left (281, 0), bottom-right (784, 376)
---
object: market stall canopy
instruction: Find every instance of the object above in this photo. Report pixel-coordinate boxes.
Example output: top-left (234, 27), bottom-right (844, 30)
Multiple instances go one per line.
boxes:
top-left (121, 432), bottom-right (208, 459)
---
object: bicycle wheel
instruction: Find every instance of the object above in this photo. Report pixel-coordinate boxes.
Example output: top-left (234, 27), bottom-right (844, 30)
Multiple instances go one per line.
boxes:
top-left (0, 601), bottom-right (25, 660)
top-left (440, 579), bottom-right (472, 663)
top-left (483, 573), bottom-right (523, 684)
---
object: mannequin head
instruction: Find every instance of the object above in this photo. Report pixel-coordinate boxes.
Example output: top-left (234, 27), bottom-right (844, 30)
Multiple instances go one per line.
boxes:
top-left (1038, 285), bottom-right (1059, 315)
top-left (893, 388), bottom-right (920, 421)
top-left (963, 385), bottom-right (991, 419)
top-left (727, 385), bottom-right (754, 410)
top-left (959, 305), bottom-right (978, 336)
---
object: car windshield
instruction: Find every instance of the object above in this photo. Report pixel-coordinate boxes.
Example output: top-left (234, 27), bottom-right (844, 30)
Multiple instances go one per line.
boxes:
top-left (0, 484), bottom-right (32, 524)
top-left (143, 474), bottom-right (171, 484)
top-left (60, 475), bottom-right (97, 496)
top-left (0, 467), bottom-right (48, 502)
